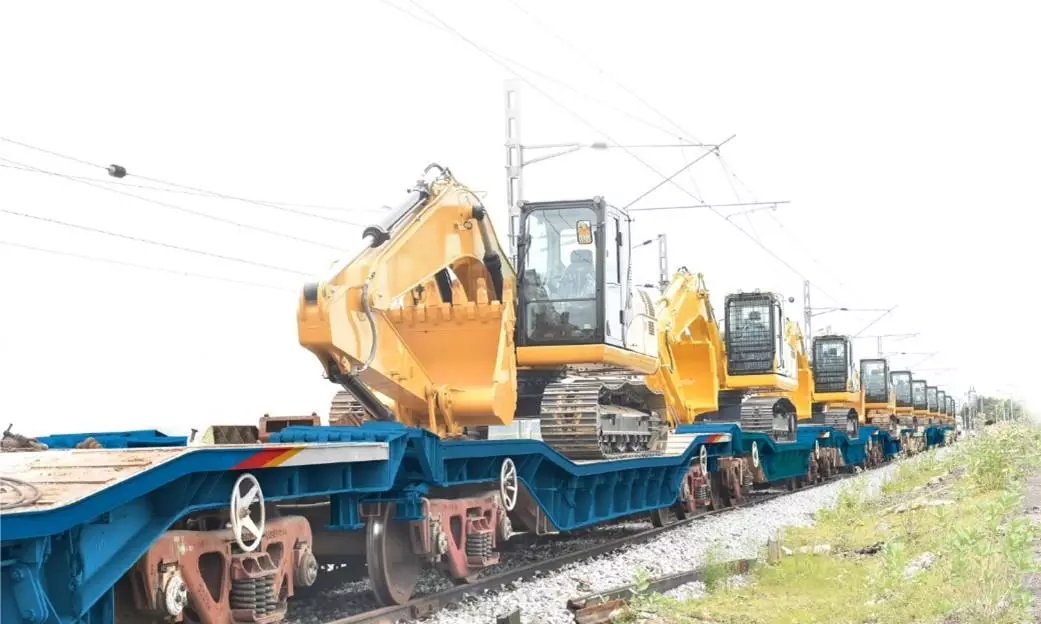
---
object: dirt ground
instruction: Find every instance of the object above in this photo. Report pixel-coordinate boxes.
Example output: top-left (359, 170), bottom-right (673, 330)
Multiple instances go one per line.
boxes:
top-left (1022, 471), bottom-right (1041, 621)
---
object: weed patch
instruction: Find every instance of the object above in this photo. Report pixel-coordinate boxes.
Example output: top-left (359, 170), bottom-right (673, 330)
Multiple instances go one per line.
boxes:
top-left (628, 423), bottom-right (1041, 624)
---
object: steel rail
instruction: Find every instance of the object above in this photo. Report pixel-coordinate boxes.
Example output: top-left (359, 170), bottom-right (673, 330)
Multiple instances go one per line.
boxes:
top-left (325, 471), bottom-right (863, 624)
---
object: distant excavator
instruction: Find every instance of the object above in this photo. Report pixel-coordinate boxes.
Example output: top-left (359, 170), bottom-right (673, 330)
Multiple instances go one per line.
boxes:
top-left (861, 357), bottom-right (897, 431)
top-left (645, 268), bottom-right (813, 441)
top-left (808, 334), bottom-right (864, 435)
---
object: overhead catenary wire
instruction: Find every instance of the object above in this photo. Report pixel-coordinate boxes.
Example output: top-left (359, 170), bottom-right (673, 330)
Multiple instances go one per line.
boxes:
top-left (0, 161), bottom-right (379, 215)
top-left (0, 157), bottom-right (345, 250)
top-left (482, 8), bottom-right (866, 313)
top-left (629, 200), bottom-right (791, 212)
top-left (404, 0), bottom-right (820, 289)
top-left (501, 0), bottom-right (702, 145)
top-left (373, 0), bottom-right (688, 142)
top-left (0, 137), bottom-right (371, 226)
top-left (0, 240), bottom-right (297, 292)
top-left (0, 208), bottom-right (311, 276)
top-left (853, 307), bottom-right (898, 338)
top-left (443, 1), bottom-right (883, 321)
top-left (620, 136), bottom-right (735, 209)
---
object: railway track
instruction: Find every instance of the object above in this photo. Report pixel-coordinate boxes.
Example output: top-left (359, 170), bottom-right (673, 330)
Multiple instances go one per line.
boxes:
top-left (294, 470), bottom-right (864, 624)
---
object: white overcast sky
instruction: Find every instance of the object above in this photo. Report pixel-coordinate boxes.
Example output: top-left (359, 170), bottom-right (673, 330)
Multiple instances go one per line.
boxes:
top-left (1, 1), bottom-right (1038, 436)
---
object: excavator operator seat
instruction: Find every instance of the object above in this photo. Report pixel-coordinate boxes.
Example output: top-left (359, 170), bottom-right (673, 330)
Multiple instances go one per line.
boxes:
top-left (861, 358), bottom-right (890, 403)
top-left (891, 370), bottom-right (913, 408)
top-left (560, 249), bottom-right (595, 299)
top-left (813, 336), bottom-right (853, 392)
top-left (724, 292), bottom-right (783, 375)
top-left (516, 197), bottom-right (639, 350)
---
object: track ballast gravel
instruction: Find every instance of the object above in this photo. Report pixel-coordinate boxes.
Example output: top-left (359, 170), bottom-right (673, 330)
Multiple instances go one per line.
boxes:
top-left (424, 462), bottom-right (902, 624)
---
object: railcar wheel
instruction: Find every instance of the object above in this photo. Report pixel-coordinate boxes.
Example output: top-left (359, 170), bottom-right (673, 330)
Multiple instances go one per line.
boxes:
top-left (366, 504), bottom-right (420, 605)
top-left (500, 458), bottom-right (518, 512)
top-left (649, 505), bottom-right (681, 527)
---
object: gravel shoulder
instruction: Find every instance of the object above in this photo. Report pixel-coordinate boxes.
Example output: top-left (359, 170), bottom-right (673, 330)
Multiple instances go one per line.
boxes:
top-left (424, 464), bottom-right (900, 624)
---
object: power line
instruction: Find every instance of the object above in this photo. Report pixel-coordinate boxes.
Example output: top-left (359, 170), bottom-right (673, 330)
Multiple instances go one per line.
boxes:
top-left (0, 136), bottom-right (101, 168)
top-left (629, 200), bottom-right (790, 212)
top-left (852, 306), bottom-right (898, 338)
top-left (621, 136), bottom-right (735, 209)
top-left (501, 0), bottom-right (701, 144)
top-left (0, 240), bottom-right (295, 293)
top-left (374, 0), bottom-right (686, 141)
top-left (0, 161), bottom-right (378, 215)
top-left (0, 157), bottom-right (343, 250)
top-left (0, 208), bottom-right (310, 276)
top-left (0, 136), bottom-right (370, 225)
top-left (405, 0), bottom-right (817, 286)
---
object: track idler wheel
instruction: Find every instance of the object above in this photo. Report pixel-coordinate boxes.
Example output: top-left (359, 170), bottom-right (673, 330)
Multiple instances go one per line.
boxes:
top-left (366, 504), bottom-right (421, 605)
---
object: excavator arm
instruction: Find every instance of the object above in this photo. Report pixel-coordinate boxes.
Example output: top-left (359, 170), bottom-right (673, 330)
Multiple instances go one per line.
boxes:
top-left (784, 319), bottom-right (814, 419)
top-left (646, 268), bottom-right (724, 426)
top-left (297, 165), bottom-right (518, 434)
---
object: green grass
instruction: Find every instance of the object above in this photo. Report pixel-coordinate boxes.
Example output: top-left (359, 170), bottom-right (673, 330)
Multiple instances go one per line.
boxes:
top-left (626, 423), bottom-right (1041, 624)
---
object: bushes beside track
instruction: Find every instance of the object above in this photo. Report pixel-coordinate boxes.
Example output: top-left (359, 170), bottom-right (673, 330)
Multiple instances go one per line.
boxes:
top-left (626, 422), bottom-right (1041, 624)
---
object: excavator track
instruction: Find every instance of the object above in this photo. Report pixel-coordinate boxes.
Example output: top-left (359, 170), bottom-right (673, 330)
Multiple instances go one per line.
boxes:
top-left (739, 397), bottom-right (797, 441)
top-left (328, 390), bottom-right (488, 439)
top-left (816, 408), bottom-right (858, 434)
top-left (537, 373), bottom-right (665, 461)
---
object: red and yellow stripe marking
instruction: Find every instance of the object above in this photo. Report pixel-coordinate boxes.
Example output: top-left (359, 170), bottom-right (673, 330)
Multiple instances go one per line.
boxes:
top-left (699, 433), bottom-right (731, 444)
top-left (232, 447), bottom-right (304, 470)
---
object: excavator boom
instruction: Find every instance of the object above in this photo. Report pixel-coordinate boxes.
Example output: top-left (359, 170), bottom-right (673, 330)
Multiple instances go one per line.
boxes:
top-left (297, 165), bottom-right (518, 434)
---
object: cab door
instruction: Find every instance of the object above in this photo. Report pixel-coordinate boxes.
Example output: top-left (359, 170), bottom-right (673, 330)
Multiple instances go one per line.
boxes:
top-left (603, 211), bottom-right (625, 346)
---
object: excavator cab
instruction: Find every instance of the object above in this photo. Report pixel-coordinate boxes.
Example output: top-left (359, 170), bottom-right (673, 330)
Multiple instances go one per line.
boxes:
top-left (891, 371), bottom-right (913, 409)
top-left (860, 358), bottom-right (891, 404)
top-left (514, 197), bottom-right (665, 459)
top-left (937, 390), bottom-right (947, 422)
top-left (912, 379), bottom-right (928, 416)
top-left (723, 292), bottom-right (795, 383)
top-left (812, 335), bottom-right (856, 393)
top-left (926, 386), bottom-right (939, 423)
top-left (516, 197), bottom-right (652, 353)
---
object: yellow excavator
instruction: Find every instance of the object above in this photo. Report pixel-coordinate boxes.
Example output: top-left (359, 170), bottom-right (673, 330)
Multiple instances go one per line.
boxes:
top-left (644, 268), bottom-right (813, 441)
top-left (298, 166), bottom-right (668, 460)
top-left (891, 370), bottom-right (915, 427)
top-left (926, 385), bottom-right (940, 425)
top-left (808, 335), bottom-right (864, 434)
top-left (860, 358), bottom-right (897, 431)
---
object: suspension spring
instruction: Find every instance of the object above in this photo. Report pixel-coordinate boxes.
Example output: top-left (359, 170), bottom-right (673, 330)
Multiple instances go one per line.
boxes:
top-left (230, 575), bottom-right (277, 614)
top-left (465, 530), bottom-right (493, 561)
